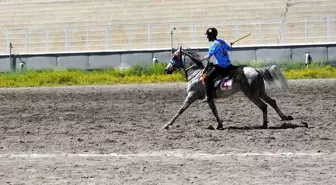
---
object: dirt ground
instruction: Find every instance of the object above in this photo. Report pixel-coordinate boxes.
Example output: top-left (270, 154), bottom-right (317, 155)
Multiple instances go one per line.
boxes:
top-left (0, 79), bottom-right (335, 185)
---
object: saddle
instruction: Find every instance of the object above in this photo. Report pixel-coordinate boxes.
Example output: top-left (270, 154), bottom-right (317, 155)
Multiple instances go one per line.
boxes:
top-left (202, 63), bottom-right (246, 90)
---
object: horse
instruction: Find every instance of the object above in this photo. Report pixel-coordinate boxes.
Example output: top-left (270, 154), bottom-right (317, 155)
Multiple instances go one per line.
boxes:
top-left (163, 46), bottom-right (294, 130)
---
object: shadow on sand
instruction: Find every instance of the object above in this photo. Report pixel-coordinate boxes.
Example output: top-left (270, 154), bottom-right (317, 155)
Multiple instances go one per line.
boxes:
top-left (207, 122), bottom-right (309, 130)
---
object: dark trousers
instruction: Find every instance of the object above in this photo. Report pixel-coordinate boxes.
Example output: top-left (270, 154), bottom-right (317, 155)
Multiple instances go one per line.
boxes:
top-left (204, 64), bottom-right (236, 99)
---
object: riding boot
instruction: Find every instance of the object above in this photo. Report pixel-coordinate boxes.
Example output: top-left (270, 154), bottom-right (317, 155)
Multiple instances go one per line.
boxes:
top-left (199, 81), bottom-right (212, 103)
top-left (199, 64), bottom-right (217, 103)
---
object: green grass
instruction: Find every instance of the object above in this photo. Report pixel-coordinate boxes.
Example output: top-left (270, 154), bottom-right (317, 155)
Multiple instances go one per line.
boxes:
top-left (0, 60), bottom-right (335, 88)
top-left (0, 63), bottom-right (185, 87)
top-left (232, 59), bottom-right (336, 79)
top-left (232, 59), bottom-right (330, 71)
top-left (284, 65), bottom-right (336, 79)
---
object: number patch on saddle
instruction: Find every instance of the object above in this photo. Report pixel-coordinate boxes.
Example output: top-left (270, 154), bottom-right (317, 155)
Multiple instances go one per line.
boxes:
top-left (220, 79), bottom-right (232, 90)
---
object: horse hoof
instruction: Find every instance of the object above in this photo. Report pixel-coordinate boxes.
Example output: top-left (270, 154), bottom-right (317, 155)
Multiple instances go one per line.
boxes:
top-left (207, 125), bottom-right (215, 130)
top-left (287, 116), bottom-right (294, 120)
top-left (162, 125), bottom-right (170, 130)
top-left (282, 115), bottom-right (294, 121)
top-left (216, 123), bottom-right (224, 130)
top-left (216, 126), bottom-right (224, 130)
top-left (301, 121), bottom-right (308, 128)
top-left (260, 125), bottom-right (268, 129)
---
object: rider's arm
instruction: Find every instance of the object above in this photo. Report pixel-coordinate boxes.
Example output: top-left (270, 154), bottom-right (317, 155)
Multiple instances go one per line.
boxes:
top-left (202, 42), bottom-right (217, 61)
top-left (223, 41), bottom-right (232, 51)
top-left (208, 41), bottom-right (217, 57)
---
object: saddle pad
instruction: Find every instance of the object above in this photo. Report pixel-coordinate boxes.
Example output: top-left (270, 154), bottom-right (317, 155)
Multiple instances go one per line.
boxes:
top-left (220, 79), bottom-right (232, 90)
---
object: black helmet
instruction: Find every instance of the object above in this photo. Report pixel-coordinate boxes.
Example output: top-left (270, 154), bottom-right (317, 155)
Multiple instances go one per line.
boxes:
top-left (205, 27), bottom-right (218, 37)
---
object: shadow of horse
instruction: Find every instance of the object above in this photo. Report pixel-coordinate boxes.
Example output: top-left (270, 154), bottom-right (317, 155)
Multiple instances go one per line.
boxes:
top-left (207, 122), bottom-right (309, 130)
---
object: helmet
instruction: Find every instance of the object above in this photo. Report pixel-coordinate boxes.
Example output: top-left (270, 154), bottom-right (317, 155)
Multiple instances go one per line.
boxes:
top-left (205, 27), bottom-right (218, 37)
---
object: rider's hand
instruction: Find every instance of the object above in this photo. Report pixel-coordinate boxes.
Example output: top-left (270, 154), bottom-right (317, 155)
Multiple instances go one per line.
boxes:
top-left (230, 42), bottom-right (234, 46)
top-left (202, 55), bottom-right (210, 62)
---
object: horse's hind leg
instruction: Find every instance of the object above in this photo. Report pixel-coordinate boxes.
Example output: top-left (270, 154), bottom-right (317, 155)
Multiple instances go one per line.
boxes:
top-left (207, 99), bottom-right (223, 129)
top-left (162, 92), bottom-right (197, 129)
top-left (247, 95), bottom-right (268, 129)
top-left (259, 92), bottom-right (294, 121)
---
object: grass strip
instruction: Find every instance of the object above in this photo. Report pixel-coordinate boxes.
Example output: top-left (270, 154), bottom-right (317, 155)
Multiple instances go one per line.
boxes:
top-left (0, 61), bottom-right (335, 88)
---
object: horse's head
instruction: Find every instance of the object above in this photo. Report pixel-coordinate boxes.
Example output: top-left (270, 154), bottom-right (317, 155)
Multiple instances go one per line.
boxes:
top-left (165, 46), bottom-right (204, 74)
top-left (165, 47), bottom-right (183, 74)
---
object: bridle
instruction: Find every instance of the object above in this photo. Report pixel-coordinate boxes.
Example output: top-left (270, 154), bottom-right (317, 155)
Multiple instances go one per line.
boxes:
top-left (172, 48), bottom-right (206, 81)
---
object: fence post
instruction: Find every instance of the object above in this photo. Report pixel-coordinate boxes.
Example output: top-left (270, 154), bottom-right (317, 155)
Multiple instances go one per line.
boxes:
top-left (191, 21), bottom-right (195, 46)
top-left (45, 29), bottom-right (49, 52)
top-left (65, 28), bottom-right (69, 51)
top-left (170, 23), bottom-right (175, 54)
top-left (25, 29), bottom-right (29, 53)
top-left (6, 31), bottom-right (9, 52)
top-left (280, 18), bottom-right (286, 44)
top-left (234, 21), bottom-right (240, 43)
top-left (86, 27), bottom-right (89, 49)
top-left (106, 26), bottom-right (110, 50)
top-left (327, 16), bottom-right (332, 42)
top-left (128, 28), bottom-right (132, 50)
top-left (258, 20), bottom-right (262, 45)
top-left (304, 17), bottom-right (308, 42)
top-left (148, 24), bottom-right (152, 49)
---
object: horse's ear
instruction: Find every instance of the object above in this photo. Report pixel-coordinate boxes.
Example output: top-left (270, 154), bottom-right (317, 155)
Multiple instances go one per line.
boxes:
top-left (179, 46), bottom-right (182, 51)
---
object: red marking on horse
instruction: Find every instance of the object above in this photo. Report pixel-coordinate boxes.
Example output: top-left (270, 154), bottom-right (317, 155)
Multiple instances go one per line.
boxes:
top-left (222, 79), bottom-right (230, 89)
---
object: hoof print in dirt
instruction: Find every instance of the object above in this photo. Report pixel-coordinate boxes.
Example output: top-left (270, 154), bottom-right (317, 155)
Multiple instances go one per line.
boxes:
top-left (77, 138), bottom-right (84, 142)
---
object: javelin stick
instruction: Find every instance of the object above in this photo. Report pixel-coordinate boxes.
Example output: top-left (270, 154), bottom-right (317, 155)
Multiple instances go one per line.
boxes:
top-left (231, 33), bottom-right (251, 45)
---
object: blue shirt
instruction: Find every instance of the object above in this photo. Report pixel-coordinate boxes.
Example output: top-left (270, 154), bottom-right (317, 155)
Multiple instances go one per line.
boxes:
top-left (208, 39), bottom-right (232, 68)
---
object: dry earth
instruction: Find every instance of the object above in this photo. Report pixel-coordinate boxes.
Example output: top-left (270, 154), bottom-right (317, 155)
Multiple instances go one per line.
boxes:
top-left (0, 79), bottom-right (335, 184)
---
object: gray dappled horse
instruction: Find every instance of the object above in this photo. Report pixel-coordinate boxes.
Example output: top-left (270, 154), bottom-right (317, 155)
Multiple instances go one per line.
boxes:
top-left (163, 47), bottom-right (294, 130)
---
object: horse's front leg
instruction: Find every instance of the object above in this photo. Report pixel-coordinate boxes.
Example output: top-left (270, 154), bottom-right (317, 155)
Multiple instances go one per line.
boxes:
top-left (207, 99), bottom-right (224, 130)
top-left (162, 92), bottom-right (197, 129)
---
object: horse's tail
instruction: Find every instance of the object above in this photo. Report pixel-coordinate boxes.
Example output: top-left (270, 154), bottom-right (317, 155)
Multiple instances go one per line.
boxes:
top-left (255, 65), bottom-right (289, 91)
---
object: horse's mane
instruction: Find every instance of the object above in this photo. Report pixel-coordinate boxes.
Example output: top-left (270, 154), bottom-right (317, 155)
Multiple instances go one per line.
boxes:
top-left (183, 48), bottom-right (200, 59)
top-left (181, 48), bottom-right (204, 68)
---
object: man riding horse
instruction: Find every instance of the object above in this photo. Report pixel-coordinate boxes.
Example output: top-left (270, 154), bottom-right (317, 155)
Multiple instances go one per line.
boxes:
top-left (199, 27), bottom-right (237, 103)
top-left (163, 28), bottom-right (293, 130)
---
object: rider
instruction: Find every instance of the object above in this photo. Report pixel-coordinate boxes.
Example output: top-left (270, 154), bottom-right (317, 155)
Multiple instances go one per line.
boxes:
top-left (199, 27), bottom-right (235, 103)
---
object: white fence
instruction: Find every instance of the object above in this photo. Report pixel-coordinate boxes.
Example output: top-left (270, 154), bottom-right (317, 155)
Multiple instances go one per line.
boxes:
top-left (0, 16), bottom-right (334, 54)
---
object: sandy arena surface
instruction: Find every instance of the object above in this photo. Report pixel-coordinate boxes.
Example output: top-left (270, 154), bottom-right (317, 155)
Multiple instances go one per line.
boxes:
top-left (0, 79), bottom-right (335, 184)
